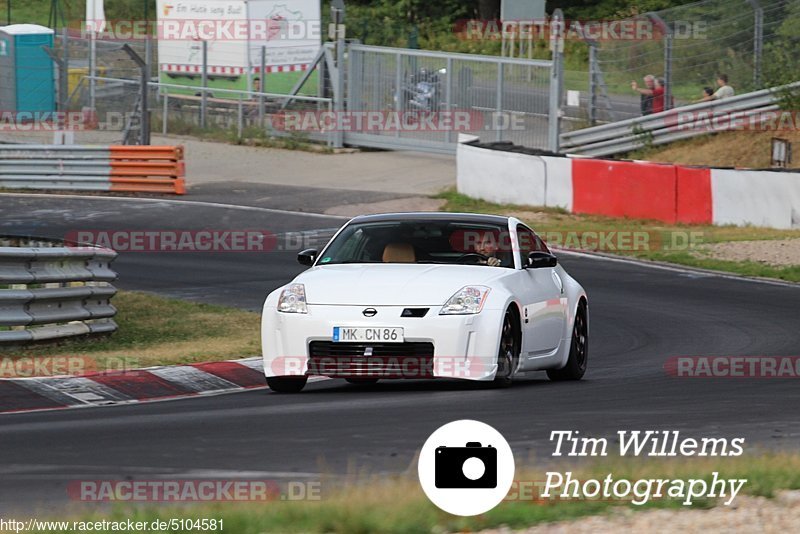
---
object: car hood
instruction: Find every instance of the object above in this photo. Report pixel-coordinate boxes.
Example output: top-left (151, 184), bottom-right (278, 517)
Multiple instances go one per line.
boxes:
top-left (294, 264), bottom-right (510, 306)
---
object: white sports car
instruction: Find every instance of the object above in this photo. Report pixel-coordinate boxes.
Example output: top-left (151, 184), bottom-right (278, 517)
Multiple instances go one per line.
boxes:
top-left (262, 213), bottom-right (588, 393)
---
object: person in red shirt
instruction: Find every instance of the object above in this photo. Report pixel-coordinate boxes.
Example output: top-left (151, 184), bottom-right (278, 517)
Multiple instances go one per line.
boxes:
top-left (631, 77), bottom-right (666, 114)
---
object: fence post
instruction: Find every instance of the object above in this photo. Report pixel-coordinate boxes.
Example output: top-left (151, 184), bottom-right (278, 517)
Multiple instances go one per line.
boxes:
top-left (445, 56), bottom-right (453, 145)
top-left (548, 9), bottom-right (565, 153)
top-left (60, 28), bottom-right (69, 118)
top-left (259, 45), bottom-right (266, 126)
top-left (162, 92), bottom-right (168, 135)
top-left (201, 40), bottom-right (208, 129)
top-left (495, 63), bottom-right (504, 142)
top-left (664, 31), bottom-right (673, 110)
top-left (395, 52), bottom-right (402, 139)
top-left (588, 42), bottom-right (598, 125)
top-left (238, 95), bottom-right (244, 140)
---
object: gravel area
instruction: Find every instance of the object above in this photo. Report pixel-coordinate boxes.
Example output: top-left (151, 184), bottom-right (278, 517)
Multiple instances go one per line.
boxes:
top-left (697, 239), bottom-right (800, 267)
top-left (482, 491), bottom-right (800, 534)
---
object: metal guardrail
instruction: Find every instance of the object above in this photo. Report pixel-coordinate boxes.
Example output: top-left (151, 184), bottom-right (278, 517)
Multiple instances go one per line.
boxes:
top-left (560, 82), bottom-right (800, 157)
top-left (0, 237), bottom-right (118, 344)
top-left (0, 145), bottom-right (186, 194)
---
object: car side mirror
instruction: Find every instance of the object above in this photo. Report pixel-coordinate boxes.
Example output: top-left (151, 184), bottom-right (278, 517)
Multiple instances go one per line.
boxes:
top-left (297, 248), bottom-right (318, 266)
top-left (527, 251), bottom-right (558, 269)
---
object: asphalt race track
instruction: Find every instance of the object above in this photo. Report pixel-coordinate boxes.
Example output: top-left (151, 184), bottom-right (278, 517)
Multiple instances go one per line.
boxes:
top-left (1, 194), bottom-right (799, 514)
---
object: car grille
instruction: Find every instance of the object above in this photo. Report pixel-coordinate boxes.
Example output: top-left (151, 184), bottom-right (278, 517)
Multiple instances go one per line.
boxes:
top-left (308, 341), bottom-right (435, 378)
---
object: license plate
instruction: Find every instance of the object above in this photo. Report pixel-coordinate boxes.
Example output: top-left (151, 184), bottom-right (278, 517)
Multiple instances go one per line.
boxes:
top-left (333, 327), bottom-right (404, 343)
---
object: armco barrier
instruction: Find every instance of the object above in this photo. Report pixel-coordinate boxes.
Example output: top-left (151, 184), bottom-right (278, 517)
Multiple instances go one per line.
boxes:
top-left (0, 145), bottom-right (186, 194)
top-left (0, 237), bottom-right (118, 344)
top-left (559, 81), bottom-right (800, 157)
top-left (457, 139), bottom-right (800, 229)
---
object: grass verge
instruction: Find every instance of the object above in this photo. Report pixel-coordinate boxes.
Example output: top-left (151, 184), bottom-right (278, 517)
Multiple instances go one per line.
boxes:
top-left (0, 291), bottom-right (260, 372)
top-left (30, 452), bottom-right (800, 533)
top-left (436, 190), bottom-right (800, 283)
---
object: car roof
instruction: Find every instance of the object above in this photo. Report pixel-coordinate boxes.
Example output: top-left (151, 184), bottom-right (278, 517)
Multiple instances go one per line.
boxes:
top-left (347, 212), bottom-right (511, 225)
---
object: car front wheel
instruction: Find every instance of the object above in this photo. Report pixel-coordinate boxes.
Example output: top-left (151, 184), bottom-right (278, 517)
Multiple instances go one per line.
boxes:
top-left (493, 308), bottom-right (520, 388)
top-left (266, 376), bottom-right (308, 393)
top-left (547, 301), bottom-right (588, 381)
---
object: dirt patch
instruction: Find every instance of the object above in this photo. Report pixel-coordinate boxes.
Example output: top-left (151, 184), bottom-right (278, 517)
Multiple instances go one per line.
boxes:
top-left (636, 129), bottom-right (800, 169)
top-left (324, 197), bottom-right (447, 217)
top-left (695, 239), bottom-right (800, 267)
top-left (483, 491), bottom-right (800, 534)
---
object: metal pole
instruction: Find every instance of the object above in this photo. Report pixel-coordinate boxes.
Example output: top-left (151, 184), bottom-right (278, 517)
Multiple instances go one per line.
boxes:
top-left (588, 43), bottom-right (597, 125)
top-left (548, 9), bottom-right (564, 153)
top-left (201, 40), bottom-right (208, 129)
top-left (445, 56), bottom-right (453, 145)
top-left (259, 45), bottom-right (266, 126)
top-left (663, 32), bottom-right (673, 111)
top-left (162, 92), bottom-right (168, 135)
top-left (237, 95), bottom-right (243, 140)
top-left (752, 0), bottom-right (763, 89)
top-left (332, 5), bottom-right (345, 149)
top-left (89, 31), bottom-right (96, 111)
top-left (495, 63), bottom-right (504, 142)
top-left (394, 52), bottom-right (402, 139)
top-left (60, 28), bottom-right (68, 115)
top-left (120, 44), bottom-right (150, 145)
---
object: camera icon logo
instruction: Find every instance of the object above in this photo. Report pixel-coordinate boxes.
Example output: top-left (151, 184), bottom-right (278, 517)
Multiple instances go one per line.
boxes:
top-left (435, 442), bottom-right (497, 489)
top-left (418, 420), bottom-right (515, 516)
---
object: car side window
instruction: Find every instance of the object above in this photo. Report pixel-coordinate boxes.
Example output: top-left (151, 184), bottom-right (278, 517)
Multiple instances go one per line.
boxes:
top-left (516, 225), bottom-right (549, 266)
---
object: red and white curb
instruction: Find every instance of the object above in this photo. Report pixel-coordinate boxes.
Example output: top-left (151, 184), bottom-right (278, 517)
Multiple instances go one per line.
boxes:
top-left (0, 357), bottom-right (322, 415)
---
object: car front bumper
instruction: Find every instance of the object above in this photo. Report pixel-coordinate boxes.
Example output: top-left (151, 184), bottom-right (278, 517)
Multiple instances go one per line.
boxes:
top-left (262, 304), bottom-right (504, 381)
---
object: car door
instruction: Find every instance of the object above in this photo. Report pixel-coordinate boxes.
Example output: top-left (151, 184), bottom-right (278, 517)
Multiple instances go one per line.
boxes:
top-left (515, 224), bottom-right (566, 359)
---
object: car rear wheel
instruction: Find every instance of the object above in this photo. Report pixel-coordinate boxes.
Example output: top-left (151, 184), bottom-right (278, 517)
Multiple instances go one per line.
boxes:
top-left (547, 301), bottom-right (588, 381)
top-left (266, 376), bottom-right (308, 393)
top-left (493, 308), bottom-right (520, 388)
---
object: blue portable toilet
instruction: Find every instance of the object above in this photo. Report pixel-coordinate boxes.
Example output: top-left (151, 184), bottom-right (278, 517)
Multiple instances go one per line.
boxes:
top-left (0, 24), bottom-right (56, 114)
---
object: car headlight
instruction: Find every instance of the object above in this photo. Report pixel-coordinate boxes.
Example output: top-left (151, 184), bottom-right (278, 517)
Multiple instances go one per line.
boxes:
top-left (277, 283), bottom-right (308, 314)
top-left (439, 286), bottom-right (490, 315)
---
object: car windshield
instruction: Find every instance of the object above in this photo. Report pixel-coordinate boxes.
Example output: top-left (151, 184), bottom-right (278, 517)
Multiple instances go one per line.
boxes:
top-left (317, 220), bottom-right (515, 268)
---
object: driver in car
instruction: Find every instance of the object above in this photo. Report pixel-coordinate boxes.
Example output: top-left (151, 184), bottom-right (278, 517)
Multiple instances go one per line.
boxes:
top-left (475, 232), bottom-right (502, 266)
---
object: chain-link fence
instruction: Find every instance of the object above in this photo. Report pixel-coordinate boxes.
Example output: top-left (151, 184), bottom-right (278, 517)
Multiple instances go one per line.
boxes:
top-left (347, 44), bottom-right (553, 152)
top-left (586, 0), bottom-right (800, 123)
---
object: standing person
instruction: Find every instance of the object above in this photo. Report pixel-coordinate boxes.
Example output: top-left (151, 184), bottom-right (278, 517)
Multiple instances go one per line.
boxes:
top-left (700, 73), bottom-right (735, 101)
top-left (632, 76), bottom-right (665, 114)
top-left (631, 75), bottom-right (656, 115)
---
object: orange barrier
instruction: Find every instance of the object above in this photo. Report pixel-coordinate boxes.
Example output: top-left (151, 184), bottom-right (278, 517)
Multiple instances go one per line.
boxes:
top-left (107, 145), bottom-right (186, 195)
